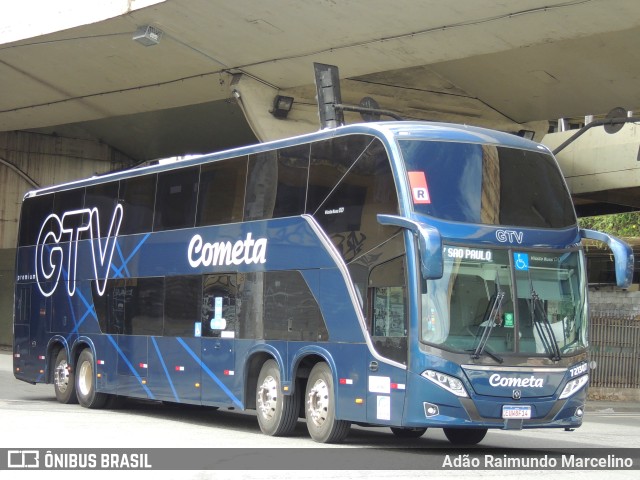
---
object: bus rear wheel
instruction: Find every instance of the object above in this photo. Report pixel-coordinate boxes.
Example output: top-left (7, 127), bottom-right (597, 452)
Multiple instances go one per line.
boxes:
top-left (75, 349), bottom-right (108, 409)
top-left (305, 362), bottom-right (350, 443)
top-left (443, 427), bottom-right (487, 445)
top-left (53, 349), bottom-right (77, 404)
top-left (256, 359), bottom-right (299, 436)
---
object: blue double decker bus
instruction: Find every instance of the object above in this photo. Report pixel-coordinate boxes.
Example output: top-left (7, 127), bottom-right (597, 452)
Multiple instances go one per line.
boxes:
top-left (13, 121), bottom-right (632, 444)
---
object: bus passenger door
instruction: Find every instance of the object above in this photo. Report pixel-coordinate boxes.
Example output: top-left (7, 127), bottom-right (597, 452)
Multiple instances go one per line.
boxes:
top-left (200, 274), bottom-right (239, 407)
top-left (366, 259), bottom-right (409, 426)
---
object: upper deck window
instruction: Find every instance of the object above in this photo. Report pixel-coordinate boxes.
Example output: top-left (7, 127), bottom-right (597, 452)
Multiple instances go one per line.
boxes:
top-left (399, 141), bottom-right (576, 228)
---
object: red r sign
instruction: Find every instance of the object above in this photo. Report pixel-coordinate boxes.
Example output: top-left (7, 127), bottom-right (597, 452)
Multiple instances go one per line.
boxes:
top-left (408, 171), bottom-right (431, 204)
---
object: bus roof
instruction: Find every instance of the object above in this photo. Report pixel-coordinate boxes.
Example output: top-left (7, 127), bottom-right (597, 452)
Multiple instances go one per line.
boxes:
top-left (24, 121), bottom-right (548, 198)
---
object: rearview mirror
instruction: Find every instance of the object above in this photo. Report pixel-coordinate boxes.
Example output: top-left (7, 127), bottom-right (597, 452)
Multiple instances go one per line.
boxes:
top-left (580, 229), bottom-right (634, 288)
top-left (377, 214), bottom-right (443, 279)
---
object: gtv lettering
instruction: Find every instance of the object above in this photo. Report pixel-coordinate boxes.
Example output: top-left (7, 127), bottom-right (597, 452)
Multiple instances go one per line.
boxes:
top-left (188, 233), bottom-right (267, 268)
top-left (495, 229), bottom-right (524, 244)
top-left (35, 204), bottom-right (123, 297)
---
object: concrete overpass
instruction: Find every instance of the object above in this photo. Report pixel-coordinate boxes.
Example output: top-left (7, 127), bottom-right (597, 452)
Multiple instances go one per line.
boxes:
top-left (1, 0), bottom-right (640, 345)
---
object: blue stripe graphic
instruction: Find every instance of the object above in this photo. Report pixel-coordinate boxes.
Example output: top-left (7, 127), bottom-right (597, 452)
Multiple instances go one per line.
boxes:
top-left (150, 337), bottom-right (180, 403)
top-left (111, 233), bottom-right (150, 278)
top-left (106, 335), bottom-right (155, 399)
top-left (175, 337), bottom-right (242, 409)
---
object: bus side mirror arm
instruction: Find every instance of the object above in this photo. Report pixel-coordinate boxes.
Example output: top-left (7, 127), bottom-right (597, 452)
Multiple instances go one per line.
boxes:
top-left (580, 228), bottom-right (634, 288)
top-left (377, 214), bottom-right (443, 279)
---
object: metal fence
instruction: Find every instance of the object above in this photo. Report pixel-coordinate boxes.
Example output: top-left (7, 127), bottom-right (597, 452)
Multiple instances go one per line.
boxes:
top-left (589, 314), bottom-right (640, 389)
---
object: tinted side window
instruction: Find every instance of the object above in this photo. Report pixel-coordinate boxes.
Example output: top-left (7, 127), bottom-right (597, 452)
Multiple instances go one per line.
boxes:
top-left (154, 167), bottom-right (199, 231)
top-left (119, 175), bottom-right (156, 235)
top-left (367, 255), bottom-right (408, 364)
top-left (309, 136), bottom-right (399, 263)
top-left (53, 188), bottom-right (85, 216)
top-left (18, 194), bottom-right (54, 246)
top-left (85, 182), bottom-right (120, 235)
top-left (52, 188), bottom-right (87, 250)
top-left (164, 275), bottom-right (201, 336)
top-left (197, 157), bottom-right (247, 226)
top-left (245, 145), bottom-right (310, 221)
top-left (94, 278), bottom-right (164, 335)
top-left (263, 270), bottom-right (327, 341)
top-left (202, 274), bottom-right (238, 337)
top-left (307, 135), bottom-right (370, 215)
top-left (237, 272), bottom-right (264, 339)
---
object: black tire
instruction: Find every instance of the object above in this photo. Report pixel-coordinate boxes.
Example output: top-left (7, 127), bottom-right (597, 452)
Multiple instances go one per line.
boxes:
top-left (443, 427), bottom-right (488, 445)
top-left (75, 349), bottom-right (108, 409)
top-left (390, 427), bottom-right (427, 439)
top-left (304, 362), bottom-right (350, 443)
top-left (256, 359), bottom-right (300, 436)
top-left (53, 349), bottom-right (77, 404)
top-left (105, 395), bottom-right (125, 409)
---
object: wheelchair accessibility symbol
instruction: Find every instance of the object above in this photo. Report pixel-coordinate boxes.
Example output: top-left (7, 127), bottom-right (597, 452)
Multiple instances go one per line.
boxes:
top-left (514, 253), bottom-right (529, 271)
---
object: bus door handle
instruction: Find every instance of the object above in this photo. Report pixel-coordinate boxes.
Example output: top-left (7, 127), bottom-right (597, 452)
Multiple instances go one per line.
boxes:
top-left (369, 361), bottom-right (379, 372)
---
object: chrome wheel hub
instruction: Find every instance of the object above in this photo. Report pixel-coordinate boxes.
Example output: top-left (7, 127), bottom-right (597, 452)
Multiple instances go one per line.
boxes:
top-left (257, 375), bottom-right (278, 421)
top-left (55, 360), bottom-right (70, 393)
top-left (77, 360), bottom-right (92, 396)
top-left (307, 378), bottom-right (329, 427)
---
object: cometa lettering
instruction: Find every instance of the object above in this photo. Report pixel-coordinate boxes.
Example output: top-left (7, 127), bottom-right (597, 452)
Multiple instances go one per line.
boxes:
top-left (188, 233), bottom-right (267, 268)
top-left (489, 373), bottom-right (544, 388)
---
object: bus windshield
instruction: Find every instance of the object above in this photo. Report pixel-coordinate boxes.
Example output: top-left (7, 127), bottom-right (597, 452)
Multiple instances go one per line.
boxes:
top-left (399, 140), bottom-right (576, 228)
top-left (421, 246), bottom-right (588, 358)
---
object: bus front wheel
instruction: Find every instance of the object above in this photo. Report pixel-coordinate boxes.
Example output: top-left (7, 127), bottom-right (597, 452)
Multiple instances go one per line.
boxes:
top-left (75, 349), bottom-right (108, 409)
top-left (256, 359), bottom-right (299, 436)
top-left (443, 427), bottom-right (487, 445)
top-left (53, 349), bottom-right (78, 404)
top-left (305, 362), bottom-right (350, 443)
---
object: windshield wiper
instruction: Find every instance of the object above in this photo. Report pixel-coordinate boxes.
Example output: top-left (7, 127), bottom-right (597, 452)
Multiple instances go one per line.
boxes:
top-left (529, 289), bottom-right (562, 361)
top-left (471, 291), bottom-right (505, 363)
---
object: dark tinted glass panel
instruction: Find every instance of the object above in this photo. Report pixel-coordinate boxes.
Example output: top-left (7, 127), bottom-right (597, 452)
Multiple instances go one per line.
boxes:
top-left (202, 274), bottom-right (238, 337)
top-left (92, 281), bottom-right (108, 333)
top-left (349, 231), bottom-right (406, 310)
top-left (85, 182), bottom-right (120, 236)
top-left (119, 175), bottom-right (156, 235)
top-left (94, 278), bottom-right (164, 335)
top-left (154, 167), bottom-right (199, 231)
top-left (399, 141), bottom-right (576, 228)
top-left (197, 157), bottom-right (247, 226)
top-left (14, 287), bottom-right (31, 325)
top-left (164, 275), bottom-right (201, 336)
top-left (129, 277), bottom-right (164, 335)
top-left (309, 136), bottom-right (399, 263)
top-left (245, 145), bottom-right (310, 221)
top-left (52, 189), bottom-right (88, 245)
top-left (53, 188), bottom-right (85, 216)
top-left (307, 135), bottom-right (371, 214)
top-left (18, 193), bottom-right (54, 246)
top-left (368, 256), bottom-right (407, 364)
top-left (237, 272), bottom-right (264, 339)
top-left (263, 270), bottom-right (327, 341)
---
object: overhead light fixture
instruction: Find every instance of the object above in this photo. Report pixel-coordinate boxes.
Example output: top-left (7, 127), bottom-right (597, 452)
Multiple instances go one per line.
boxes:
top-left (133, 25), bottom-right (163, 46)
top-left (271, 95), bottom-right (294, 119)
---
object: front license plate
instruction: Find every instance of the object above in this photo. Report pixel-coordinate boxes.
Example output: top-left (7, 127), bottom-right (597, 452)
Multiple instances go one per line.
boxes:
top-left (502, 405), bottom-right (531, 419)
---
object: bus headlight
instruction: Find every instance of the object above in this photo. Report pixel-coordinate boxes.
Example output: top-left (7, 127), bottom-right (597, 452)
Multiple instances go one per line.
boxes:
top-left (559, 374), bottom-right (589, 399)
top-left (421, 370), bottom-right (468, 397)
